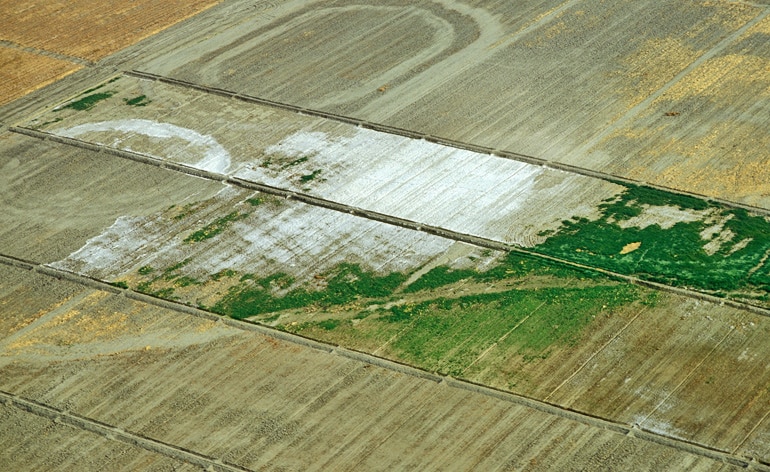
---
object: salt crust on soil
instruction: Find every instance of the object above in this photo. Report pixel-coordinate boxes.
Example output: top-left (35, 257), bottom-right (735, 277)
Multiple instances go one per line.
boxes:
top-left (57, 119), bottom-right (231, 173)
top-left (50, 186), bottom-right (469, 284)
top-left (237, 127), bottom-right (623, 247)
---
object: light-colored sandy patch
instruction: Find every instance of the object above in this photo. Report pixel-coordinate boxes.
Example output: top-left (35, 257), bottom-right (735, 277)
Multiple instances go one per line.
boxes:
top-left (617, 204), bottom-right (712, 230)
top-left (620, 241), bottom-right (641, 255)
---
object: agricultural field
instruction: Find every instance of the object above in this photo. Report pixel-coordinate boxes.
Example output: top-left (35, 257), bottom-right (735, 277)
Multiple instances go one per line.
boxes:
top-left (0, 0), bottom-right (223, 60)
top-left (136, 0), bottom-right (770, 208)
top-left (5, 89), bottom-right (770, 463)
top-left (0, 47), bottom-right (81, 106)
top-left (0, 265), bottom-right (752, 471)
top-left (25, 74), bottom-right (770, 309)
top-left (4, 0), bottom-right (770, 470)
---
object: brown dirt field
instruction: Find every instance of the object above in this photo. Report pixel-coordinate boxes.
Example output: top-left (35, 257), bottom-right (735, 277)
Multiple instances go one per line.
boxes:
top-left (0, 47), bottom-right (80, 105)
top-left (0, 0), bottom-right (222, 61)
top-left (0, 266), bottom-right (739, 471)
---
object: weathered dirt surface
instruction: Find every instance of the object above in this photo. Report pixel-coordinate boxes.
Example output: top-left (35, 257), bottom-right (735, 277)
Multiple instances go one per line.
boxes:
top-left (135, 0), bottom-right (770, 208)
top-left (0, 404), bottom-right (195, 471)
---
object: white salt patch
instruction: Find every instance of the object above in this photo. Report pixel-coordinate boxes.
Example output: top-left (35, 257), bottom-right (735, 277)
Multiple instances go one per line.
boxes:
top-left (242, 127), bottom-right (622, 247)
top-left (53, 191), bottom-right (456, 285)
top-left (49, 215), bottom-right (156, 277)
top-left (57, 119), bottom-right (231, 173)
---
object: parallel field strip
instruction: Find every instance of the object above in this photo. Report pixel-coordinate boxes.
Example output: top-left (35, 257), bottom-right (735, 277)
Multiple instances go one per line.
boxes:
top-left (0, 389), bottom-right (249, 472)
top-left (0, 39), bottom-right (94, 67)
top-left (10, 124), bottom-right (770, 320)
top-left (0, 252), bottom-right (766, 470)
top-left (123, 70), bottom-right (770, 218)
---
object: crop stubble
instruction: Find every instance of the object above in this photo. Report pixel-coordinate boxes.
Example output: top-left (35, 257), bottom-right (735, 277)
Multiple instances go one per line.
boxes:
top-left (0, 0), bottom-right (223, 61)
top-left (0, 47), bottom-right (81, 105)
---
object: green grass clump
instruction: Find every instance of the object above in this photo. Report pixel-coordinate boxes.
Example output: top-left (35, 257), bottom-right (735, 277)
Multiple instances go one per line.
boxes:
top-left (404, 266), bottom-right (477, 293)
top-left (210, 269), bottom-right (237, 281)
top-left (123, 95), bottom-right (151, 107)
top-left (138, 266), bottom-right (154, 275)
top-left (174, 276), bottom-right (201, 287)
top-left (212, 263), bottom-right (406, 320)
top-left (184, 212), bottom-right (249, 243)
top-left (300, 169), bottom-right (322, 183)
top-left (58, 92), bottom-right (115, 111)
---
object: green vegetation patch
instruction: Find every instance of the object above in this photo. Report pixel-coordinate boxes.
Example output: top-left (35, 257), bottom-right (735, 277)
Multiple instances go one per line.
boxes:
top-left (110, 281), bottom-right (129, 289)
top-left (124, 95), bottom-right (151, 107)
top-left (290, 282), bottom-right (646, 376)
top-left (212, 263), bottom-right (407, 320)
top-left (184, 211), bottom-right (249, 243)
top-left (58, 91), bottom-right (116, 111)
top-left (533, 185), bottom-right (770, 295)
top-left (300, 169), bottom-right (323, 183)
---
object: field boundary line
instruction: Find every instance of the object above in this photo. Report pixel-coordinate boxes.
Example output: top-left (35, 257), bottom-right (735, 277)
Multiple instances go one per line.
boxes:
top-left (0, 390), bottom-right (252, 472)
top-left (123, 69), bottom-right (770, 218)
top-left (9, 125), bottom-right (770, 321)
top-left (1, 254), bottom-right (769, 470)
top-left (0, 39), bottom-right (94, 67)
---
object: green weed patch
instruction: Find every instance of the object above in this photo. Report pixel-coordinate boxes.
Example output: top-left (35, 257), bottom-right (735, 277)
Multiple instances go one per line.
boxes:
top-left (58, 92), bottom-right (115, 111)
top-left (124, 95), bottom-right (151, 107)
top-left (533, 185), bottom-right (770, 295)
top-left (293, 283), bottom-right (646, 376)
top-left (184, 211), bottom-right (249, 243)
top-left (212, 263), bottom-right (407, 319)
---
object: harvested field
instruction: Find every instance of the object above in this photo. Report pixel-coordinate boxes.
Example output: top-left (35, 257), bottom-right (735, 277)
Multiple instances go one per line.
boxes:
top-left (0, 265), bottom-right (752, 471)
top-left (0, 404), bottom-right (194, 471)
top-left (0, 0), bottom-right (223, 60)
top-left (136, 0), bottom-right (770, 207)
top-left (595, 14), bottom-right (770, 206)
top-left (0, 132), bottom-right (223, 262)
top-left (0, 47), bottom-right (80, 106)
top-left (6, 119), bottom-right (770, 463)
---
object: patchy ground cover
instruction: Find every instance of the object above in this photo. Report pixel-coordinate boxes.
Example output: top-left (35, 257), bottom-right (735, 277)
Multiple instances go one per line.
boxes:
top-left (0, 266), bottom-right (733, 471)
top-left (50, 181), bottom-right (653, 389)
top-left (533, 184), bottom-right (770, 302)
top-left (33, 75), bottom-right (770, 309)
